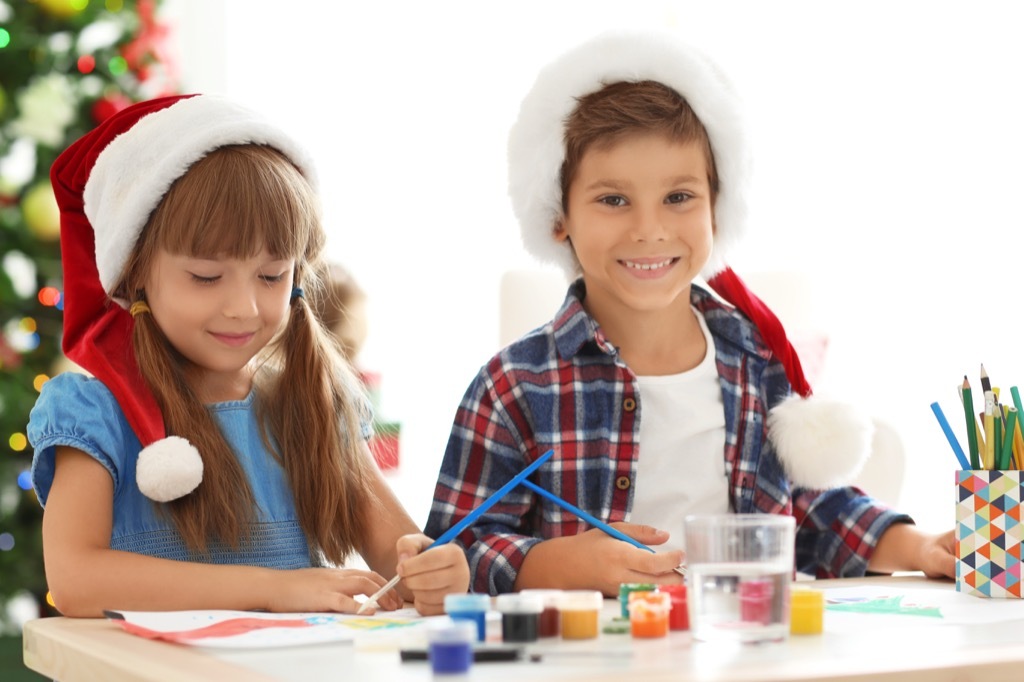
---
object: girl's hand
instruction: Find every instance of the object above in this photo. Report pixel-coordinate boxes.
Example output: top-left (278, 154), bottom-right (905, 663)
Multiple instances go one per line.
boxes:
top-left (515, 522), bottom-right (685, 597)
top-left (394, 534), bottom-right (471, 615)
top-left (266, 567), bottom-right (404, 613)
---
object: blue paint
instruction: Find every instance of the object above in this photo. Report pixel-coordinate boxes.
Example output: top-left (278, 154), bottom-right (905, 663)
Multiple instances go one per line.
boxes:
top-left (428, 619), bottom-right (477, 675)
top-left (444, 593), bottom-right (490, 642)
top-left (429, 641), bottom-right (473, 674)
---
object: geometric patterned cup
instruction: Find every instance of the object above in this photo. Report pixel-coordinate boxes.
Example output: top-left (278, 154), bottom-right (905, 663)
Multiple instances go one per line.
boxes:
top-left (955, 470), bottom-right (1024, 598)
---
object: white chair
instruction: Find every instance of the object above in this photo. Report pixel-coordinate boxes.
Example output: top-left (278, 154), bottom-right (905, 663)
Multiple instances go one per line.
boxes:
top-left (498, 268), bottom-right (567, 348)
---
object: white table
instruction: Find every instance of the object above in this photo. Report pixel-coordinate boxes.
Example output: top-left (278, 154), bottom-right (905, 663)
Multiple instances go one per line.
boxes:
top-left (22, 576), bottom-right (1023, 681)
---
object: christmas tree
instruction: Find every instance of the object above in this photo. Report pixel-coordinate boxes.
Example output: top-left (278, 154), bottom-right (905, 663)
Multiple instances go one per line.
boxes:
top-left (0, 0), bottom-right (177, 628)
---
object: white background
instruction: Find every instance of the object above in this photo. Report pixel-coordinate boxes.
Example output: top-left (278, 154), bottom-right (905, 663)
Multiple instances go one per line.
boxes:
top-left (163, 0), bottom-right (1024, 536)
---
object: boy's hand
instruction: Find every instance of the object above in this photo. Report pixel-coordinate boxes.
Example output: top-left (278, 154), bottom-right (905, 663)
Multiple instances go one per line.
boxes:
top-left (869, 524), bottom-right (956, 579)
top-left (266, 567), bottom-right (404, 613)
top-left (515, 522), bottom-right (685, 597)
top-left (916, 529), bottom-right (956, 579)
top-left (395, 533), bottom-right (471, 616)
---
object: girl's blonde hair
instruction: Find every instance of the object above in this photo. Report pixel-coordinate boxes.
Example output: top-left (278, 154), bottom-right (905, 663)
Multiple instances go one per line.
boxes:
top-left (117, 144), bottom-right (374, 563)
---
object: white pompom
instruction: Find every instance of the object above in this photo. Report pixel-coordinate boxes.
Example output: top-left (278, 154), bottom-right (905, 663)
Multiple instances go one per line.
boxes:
top-left (767, 395), bottom-right (873, 490)
top-left (136, 436), bottom-right (203, 502)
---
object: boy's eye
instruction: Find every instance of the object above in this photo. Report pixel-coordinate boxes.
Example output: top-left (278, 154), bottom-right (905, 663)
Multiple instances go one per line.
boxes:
top-left (189, 273), bottom-right (220, 285)
top-left (666, 192), bottom-right (691, 204)
top-left (598, 195), bottom-right (627, 207)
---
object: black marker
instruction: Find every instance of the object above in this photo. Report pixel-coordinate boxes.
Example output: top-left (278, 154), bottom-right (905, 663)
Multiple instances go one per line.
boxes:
top-left (400, 647), bottom-right (527, 663)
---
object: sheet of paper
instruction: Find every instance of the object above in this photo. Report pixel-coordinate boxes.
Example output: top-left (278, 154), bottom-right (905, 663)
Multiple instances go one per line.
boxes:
top-left (822, 585), bottom-right (1024, 633)
top-left (105, 607), bottom-right (428, 649)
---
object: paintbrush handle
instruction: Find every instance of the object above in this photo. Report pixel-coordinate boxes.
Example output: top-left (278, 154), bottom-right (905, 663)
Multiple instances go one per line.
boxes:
top-left (518, 479), bottom-right (654, 553)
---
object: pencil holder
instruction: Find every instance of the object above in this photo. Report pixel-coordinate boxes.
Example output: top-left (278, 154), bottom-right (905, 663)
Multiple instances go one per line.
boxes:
top-left (955, 470), bottom-right (1024, 598)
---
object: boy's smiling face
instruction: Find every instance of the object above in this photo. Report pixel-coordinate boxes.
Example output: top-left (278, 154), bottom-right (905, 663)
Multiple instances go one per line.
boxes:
top-left (556, 132), bottom-right (714, 321)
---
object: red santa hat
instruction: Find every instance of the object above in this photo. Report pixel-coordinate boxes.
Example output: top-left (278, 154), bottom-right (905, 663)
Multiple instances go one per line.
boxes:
top-left (507, 31), bottom-right (871, 489)
top-left (51, 94), bottom-right (316, 502)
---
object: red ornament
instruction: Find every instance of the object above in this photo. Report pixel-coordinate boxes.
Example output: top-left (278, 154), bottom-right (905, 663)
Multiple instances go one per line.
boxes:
top-left (91, 94), bottom-right (132, 125)
top-left (120, 0), bottom-right (179, 91)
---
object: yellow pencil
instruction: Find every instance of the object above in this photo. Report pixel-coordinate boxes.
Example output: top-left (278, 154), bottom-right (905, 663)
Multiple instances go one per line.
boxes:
top-left (984, 411), bottom-right (996, 469)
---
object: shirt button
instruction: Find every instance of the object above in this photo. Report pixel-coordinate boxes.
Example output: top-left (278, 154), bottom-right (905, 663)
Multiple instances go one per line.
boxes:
top-left (616, 476), bottom-right (631, 490)
top-left (623, 398), bottom-right (636, 412)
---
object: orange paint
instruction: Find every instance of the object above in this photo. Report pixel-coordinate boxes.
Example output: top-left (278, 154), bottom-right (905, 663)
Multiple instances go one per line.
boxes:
top-left (628, 591), bottom-right (670, 638)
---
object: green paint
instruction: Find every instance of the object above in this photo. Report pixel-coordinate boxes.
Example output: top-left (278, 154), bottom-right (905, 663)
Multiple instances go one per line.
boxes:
top-left (826, 596), bottom-right (942, 618)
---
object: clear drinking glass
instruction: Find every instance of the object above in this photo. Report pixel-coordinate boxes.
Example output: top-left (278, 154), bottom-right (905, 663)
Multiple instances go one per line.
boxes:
top-left (684, 513), bottom-right (795, 643)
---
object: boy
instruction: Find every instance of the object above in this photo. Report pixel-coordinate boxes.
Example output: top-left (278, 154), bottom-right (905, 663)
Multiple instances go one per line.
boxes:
top-left (426, 31), bottom-right (954, 596)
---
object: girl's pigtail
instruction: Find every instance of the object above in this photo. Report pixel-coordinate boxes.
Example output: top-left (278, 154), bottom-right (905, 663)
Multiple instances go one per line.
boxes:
top-left (133, 309), bottom-right (255, 552)
top-left (263, 290), bottom-right (373, 564)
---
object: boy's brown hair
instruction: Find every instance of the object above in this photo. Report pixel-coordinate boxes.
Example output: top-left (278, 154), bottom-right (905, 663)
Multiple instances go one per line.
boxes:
top-left (559, 80), bottom-right (719, 214)
top-left (118, 144), bottom-right (375, 562)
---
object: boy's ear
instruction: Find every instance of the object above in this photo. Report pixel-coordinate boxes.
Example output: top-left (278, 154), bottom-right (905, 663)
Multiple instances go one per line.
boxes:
top-left (553, 217), bottom-right (569, 242)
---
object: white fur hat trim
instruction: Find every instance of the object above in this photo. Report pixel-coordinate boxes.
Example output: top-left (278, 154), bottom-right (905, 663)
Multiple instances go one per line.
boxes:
top-left (84, 95), bottom-right (317, 299)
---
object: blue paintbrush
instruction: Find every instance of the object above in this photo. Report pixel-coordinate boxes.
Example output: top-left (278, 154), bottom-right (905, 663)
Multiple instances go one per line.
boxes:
top-left (357, 449), bottom-right (556, 613)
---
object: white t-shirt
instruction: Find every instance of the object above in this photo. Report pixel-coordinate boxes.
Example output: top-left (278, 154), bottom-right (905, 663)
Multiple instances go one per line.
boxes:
top-left (629, 310), bottom-right (728, 554)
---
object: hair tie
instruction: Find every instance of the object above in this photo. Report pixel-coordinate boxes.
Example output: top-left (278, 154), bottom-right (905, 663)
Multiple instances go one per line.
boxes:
top-left (129, 301), bottom-right (151, 317)
top-left (291, 287), bottom-right (305, 300)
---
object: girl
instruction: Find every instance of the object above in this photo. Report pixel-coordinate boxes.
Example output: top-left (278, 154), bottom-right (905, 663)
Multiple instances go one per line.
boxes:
top-left (29, 95), bottom-right (468, 617)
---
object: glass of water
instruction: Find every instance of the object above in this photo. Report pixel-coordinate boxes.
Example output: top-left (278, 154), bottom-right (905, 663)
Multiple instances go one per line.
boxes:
top-left (684, 513), bottom-right (795, 644)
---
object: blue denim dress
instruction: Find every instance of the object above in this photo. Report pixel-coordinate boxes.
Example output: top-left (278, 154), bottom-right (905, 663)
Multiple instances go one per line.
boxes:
top-left (28, 372), bottom-right (337, 568)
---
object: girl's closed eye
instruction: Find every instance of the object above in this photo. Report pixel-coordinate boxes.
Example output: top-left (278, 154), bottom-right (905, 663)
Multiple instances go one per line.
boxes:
top-left (189, 273), bottom-right (221, 285)
top-left (260, 272), bottom-right (286, 284)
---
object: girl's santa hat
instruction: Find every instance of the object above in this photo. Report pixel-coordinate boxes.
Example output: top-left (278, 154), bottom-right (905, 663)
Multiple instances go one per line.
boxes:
top-left (507, 31), bottom-right (871, 489)
top-left (51, 94), bottom-right (316, 502)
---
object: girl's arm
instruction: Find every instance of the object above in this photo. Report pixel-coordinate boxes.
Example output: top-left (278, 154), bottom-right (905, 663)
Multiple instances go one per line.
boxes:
top-left (43, 446), bottom-right (402, 617)
top-left (357, 443), bottom-right (469, 614)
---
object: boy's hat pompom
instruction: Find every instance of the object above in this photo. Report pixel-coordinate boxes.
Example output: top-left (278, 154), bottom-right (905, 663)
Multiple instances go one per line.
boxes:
top-left (507, 31), bottom-right (870, 489)
top-left (51, 94), bottom-right (316, 502)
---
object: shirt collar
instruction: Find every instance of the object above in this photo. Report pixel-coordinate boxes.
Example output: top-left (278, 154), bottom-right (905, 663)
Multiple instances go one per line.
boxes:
top-left (551, 278), bottom-right (770, 361)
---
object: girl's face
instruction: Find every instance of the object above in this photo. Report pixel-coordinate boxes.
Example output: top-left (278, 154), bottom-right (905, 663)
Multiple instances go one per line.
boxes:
top-left (144, 247), bottom-right (295, 399)
top-left (556, 132), bottom-right (714, 323)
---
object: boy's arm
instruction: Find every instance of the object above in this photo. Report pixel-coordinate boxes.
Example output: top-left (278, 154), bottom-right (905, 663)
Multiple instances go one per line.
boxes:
top-left (792, 486), bottom-right (915, 578)
top-left (43, 447), bottom-right (403, 617)
top-left (425, 372), bottom-right (548, 593)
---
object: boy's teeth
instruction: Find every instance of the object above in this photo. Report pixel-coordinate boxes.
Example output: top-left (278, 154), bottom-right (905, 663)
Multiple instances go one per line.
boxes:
top-left (625, 259), bottom-right (672, 270)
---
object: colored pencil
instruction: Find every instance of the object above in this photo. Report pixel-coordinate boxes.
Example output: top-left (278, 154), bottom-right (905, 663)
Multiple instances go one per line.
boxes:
top-left (356, 449), bottom-right (556, 614)
top-left (984, 412), bottom-right (996, 469)
top-left (961, 378), bottom-right (982, 469)
top-left (1011, 387), bottom-right (1024, 469)
top-left (931, 402), bottom-right (971, 470)
top-left (999, 409), bottom-right (1018, 470)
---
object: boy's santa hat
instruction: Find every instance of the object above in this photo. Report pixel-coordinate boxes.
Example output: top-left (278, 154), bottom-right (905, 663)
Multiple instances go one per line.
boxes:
top-left (51, 94), bottom-right (316, 502)
top-left (507, 31), bottom-right (871, 489)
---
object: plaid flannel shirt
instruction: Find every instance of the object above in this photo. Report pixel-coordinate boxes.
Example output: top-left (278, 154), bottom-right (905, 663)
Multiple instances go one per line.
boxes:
top-left (426, 280), bottom-right (910, 594)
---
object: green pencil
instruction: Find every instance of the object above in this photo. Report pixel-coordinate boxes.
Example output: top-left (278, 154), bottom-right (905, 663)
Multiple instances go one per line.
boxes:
top-left (962, 377), bottom-right (981, 469)
top-left (999, 409), bottom-right (1018, 470)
